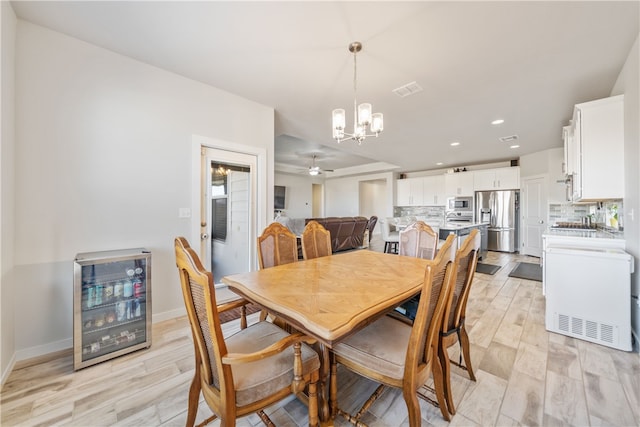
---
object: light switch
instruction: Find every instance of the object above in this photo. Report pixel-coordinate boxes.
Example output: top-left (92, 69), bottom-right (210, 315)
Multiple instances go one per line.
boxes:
top-left (179, 208), bottom-right (191, 218)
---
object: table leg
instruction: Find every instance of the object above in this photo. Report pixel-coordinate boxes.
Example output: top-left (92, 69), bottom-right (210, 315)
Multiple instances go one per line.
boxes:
top-left (316, 343), bottom-right (331, 422)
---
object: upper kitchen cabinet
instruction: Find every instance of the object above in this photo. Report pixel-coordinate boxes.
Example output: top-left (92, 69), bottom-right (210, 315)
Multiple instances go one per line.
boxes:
top-left (570, 95), bottom-right (624, 201)
top-left (445, 171), bottom-right (474, 196)
top-left (423, 175), bottom-right (446, 205)
top-left (562, 124), bottom-right (578, 177)
top-left (397, 175), bottom-right (446, 206)
top-left (396, 177), bottom-right (424, 206)
top-left (473, 167), bottom-right (520, 191)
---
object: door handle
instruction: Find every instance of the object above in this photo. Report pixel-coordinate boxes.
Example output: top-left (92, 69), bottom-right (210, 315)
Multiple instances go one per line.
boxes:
top-left (539, 220), bottom-right (544, 224)
top-left (201, 233), bottom-right (209, 240)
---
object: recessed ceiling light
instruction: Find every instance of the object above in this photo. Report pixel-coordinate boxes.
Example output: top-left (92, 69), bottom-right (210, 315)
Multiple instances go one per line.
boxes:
top-left (491, 119), bottom-right (505, 125)
top-left (450, 141), bottom-right (460, 146)
top-left (436, 162), bottom-right (443, 166)
top-left (510, 144), bottom-right (520, 149)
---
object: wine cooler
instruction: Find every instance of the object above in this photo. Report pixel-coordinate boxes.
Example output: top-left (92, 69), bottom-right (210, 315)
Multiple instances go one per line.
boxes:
top-left (73, 248), bottom-right (152, 370)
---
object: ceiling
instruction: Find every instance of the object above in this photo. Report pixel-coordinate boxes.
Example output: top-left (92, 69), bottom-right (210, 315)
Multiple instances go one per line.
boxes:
top-left (11, 1), bottom-right (639, 175)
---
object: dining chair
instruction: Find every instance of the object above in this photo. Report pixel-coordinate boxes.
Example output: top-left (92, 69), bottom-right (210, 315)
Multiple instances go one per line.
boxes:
top-left (329, 234), bottom-right (458, 425)
top-left (439, 228), bottom-right (481, 415)
top-left (178, 237), bottom-right (250, 329)
top-left (396, 221), bottom-right (441, 322)
top-left (257, 222), bottom-right (299, 269)
top-left (367, 215), bottom-right (378, 244)
top-left (301, 220), bottom-right (332, 260)
top-left (175, 237), bottom-right (321, 427)
top-left (380, 217), bottom-right (399, 254)
top-left (257, 222), bottom-right (299, 322)
top-left (398, 220), bottom-right (439, 259)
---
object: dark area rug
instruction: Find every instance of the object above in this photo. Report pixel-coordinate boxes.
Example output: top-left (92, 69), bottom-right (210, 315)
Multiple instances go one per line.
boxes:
top-left (508, 262), bottom-right (542, 282)
top-left (476, 263), bottom-right (501, 275)
top-left (219, 303), bottom-right (262, 323)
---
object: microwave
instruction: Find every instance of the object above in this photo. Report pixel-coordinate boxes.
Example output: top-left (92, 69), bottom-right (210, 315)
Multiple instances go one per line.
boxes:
top-left (447, 196), bottom-right (473, 212)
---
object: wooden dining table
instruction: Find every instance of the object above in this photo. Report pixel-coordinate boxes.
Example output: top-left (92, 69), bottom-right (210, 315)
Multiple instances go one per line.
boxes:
top-left (221, 249), bottom-right (431, 422)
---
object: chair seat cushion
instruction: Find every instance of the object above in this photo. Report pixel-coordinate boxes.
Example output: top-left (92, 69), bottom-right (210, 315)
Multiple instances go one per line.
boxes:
top-left (332, 316), bottom-right (410, 380)
top-left (226, 321), bottom-right (320, 407)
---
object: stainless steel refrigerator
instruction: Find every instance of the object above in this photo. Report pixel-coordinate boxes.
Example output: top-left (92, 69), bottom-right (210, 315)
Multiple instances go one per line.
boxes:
top-left (476, 190), bottom-right (519, 253)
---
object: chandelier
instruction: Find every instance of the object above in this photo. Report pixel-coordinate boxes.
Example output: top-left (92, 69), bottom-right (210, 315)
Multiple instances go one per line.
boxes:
top-left (332, 42), bottom-right (384, 144)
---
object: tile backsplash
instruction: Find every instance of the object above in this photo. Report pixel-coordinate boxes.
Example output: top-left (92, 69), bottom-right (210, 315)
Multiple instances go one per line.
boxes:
top-left (548, 200), bottom-right (623, 230)
top-left (394, 205), bottom-right (445, 221)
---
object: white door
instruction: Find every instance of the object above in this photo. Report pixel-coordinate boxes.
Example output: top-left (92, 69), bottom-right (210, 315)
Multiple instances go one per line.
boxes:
top-left (200, 147), bottom-right (257, 279)
top-left (522, 176), bottom-right (547, 257)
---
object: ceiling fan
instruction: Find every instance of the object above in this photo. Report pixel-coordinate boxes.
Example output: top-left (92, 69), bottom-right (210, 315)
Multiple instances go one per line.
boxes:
top-left (308, 155), bottom-right (333, 176)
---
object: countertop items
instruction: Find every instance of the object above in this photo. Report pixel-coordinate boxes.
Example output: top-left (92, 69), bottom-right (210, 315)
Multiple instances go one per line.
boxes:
top-left (543, 227), bottom-right (625, 242)
top-left (440, 221), bottom-right (489, 231)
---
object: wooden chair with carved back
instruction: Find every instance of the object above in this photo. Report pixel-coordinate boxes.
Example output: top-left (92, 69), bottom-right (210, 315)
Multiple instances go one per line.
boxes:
top-left (438, 228), bottom-right (481, 415)
top-left (395, 221), bottom-right (441, 323)
top-left (178, 237), bottom-right (249, 329)
top-left (301, 220), bottom-right (332, 260)
top-left (175, 237), bottom-right (320, 427)
top-left (329, 234), bottom-right (458, 425)
top-left (256, 222), bottom-right (299, 322)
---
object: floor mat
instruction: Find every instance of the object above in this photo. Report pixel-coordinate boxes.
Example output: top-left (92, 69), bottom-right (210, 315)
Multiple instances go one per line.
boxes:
top-left (475, 263), bottom-right (501, 275)
top-left (508, 262), bottom-right (542, 282)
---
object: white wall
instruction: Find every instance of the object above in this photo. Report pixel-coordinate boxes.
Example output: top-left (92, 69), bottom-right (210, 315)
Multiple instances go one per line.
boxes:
top-left (274, 172), bottom-right (323, 219)
top-left (1, 1), bottom-right (17, 383)
top-left (520, 147), bottom-right (566, 204)
top-left (325, 172), bottom-right (395, 218)
top-left (612, 34), bottom-right (639, 342)
top-left (10, 20), bottom-right (274, 362)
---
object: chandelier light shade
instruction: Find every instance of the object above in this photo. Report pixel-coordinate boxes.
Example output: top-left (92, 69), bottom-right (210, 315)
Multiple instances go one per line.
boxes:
top-left (332, 42), bottom-right (383, 144)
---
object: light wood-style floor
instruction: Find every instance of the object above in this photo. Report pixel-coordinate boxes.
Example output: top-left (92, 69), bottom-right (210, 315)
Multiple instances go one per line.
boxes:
top-left (2, 236), bottom-right (639, 426)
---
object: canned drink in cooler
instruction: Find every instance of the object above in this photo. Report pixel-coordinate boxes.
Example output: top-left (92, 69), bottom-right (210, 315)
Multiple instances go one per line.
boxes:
top-left (116, 301), bottom-right (126, 321)
top-left (123, 280), bottom-right (133, 298)
top-left (133, 280), bottom-right (143, 298)
top-left (133, 299), bottom-right (141, 317)
top-left (95, 284), bottom-right (103, 306)
top-left (104, 282), bottom-right (113, 303)
top-left (114, 282), bottom-right (123, 299)
top-left (87, 285), bottom-right (95, 309)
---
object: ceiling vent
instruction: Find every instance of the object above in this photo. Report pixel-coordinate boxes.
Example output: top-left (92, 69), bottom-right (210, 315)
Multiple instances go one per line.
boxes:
top-left (392, 81), bottom-right (423, 98)
top-left (499, 135), bottom-right (519, 143)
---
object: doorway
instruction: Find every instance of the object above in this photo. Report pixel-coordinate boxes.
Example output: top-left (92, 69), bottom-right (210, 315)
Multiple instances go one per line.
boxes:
top-left (208, 163), bottom-right (250, 280)
top-left (312, 183), bottom-right (324, 217)
top-left (192, 136), bottom-right (267, 279)
top-left (522, 175), bottom-right (547, 257)
top-left (359, 179), bottom-right (387, 235)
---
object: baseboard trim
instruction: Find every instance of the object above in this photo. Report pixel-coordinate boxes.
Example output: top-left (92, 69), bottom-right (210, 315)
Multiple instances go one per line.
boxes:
top-left (1, 352), bottom-right (16, 386)
top-left (15, 337), bottom-right (72, 363)
top-left (152, 307), bottom-right (186, 323)
top-left (8, 308), bottom-right (187, 371)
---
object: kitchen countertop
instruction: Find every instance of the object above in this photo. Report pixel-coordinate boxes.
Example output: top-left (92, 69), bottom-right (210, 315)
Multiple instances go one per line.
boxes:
top-left (543, 227), bottom-right (625, 240)
top-left (440, 221), bottom-right (489, 230)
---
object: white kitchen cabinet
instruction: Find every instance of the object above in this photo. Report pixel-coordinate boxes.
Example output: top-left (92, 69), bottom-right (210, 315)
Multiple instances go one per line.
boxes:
top-left (422, 175), bottom-right (446, 205)
top-left (562, 124), bottom-right (579, 177)
top-left (445, 171), bottom-right (474, 196)
top-left (396, 177), bottom-right (423, 206)
top-left (570, 95), bottom-right (624, 201)
top-left (473, 167), bottom-right (520, 191)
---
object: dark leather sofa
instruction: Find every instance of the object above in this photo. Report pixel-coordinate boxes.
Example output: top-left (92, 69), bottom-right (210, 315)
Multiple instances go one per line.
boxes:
top-left (305, 216), bottom-right (369, 253)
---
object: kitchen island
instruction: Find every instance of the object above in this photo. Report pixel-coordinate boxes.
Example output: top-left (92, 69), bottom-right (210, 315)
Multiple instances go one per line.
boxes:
top-left (439, 222), bottom-right (489, 257)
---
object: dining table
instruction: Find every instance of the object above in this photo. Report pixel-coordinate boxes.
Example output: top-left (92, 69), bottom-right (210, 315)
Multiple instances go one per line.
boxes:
top-left (221, 249), bottom-right (431, 423)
